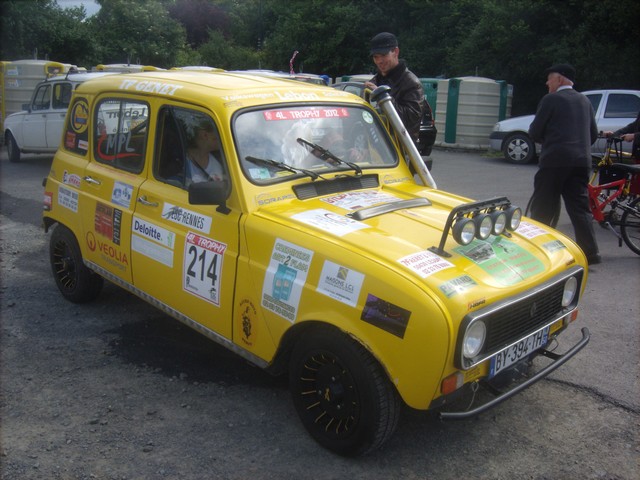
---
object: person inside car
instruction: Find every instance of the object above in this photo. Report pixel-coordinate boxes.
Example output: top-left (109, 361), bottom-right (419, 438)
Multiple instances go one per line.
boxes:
top-left (186, 118), bottom-right (224, 183)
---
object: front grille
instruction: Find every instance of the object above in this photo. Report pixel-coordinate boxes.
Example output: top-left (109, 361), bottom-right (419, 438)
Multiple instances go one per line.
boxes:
top-left (457, 267), bottom-right (583, 370)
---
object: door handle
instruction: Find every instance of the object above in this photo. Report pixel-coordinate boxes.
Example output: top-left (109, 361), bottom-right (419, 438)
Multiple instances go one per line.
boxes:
top-left (83, 176), bottom-right (101, 185)
top-left (137, 196), bottom-right (159, 207)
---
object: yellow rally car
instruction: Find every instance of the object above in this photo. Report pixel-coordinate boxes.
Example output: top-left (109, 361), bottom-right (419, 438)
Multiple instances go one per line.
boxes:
top-left (42, 71), bottom-right (590, 456)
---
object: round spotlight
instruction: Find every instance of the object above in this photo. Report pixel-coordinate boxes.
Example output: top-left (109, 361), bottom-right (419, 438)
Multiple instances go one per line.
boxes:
top-left (489, 210), bottom-right (507, 235)
top-left (453, 217), bottom-right (476, 245)
top-left (463, 321), bottom-right (486, 358)
top-left (474, 213), bottom-right (493, 240)
top-left (562, 276), bottom-right (578, 307)
top-left (504, 206), bottom-right (522, 231)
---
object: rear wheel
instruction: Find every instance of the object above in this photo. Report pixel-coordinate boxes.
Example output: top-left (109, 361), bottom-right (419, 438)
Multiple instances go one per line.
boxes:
top-left (50, 224), bottom-right (104, 303)
top-left (289, 326), bottom-right (400, 456)
top-left (6, 132), bottom-right (20, 163)
top-left (620, 197), bottom-right (640, 255)
top-left (503, 133), bottom-right (535, 164)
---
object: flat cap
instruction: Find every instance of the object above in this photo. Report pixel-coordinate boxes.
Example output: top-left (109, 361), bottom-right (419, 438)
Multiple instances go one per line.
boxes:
top-left (544, 63), bottom-right (575, 82)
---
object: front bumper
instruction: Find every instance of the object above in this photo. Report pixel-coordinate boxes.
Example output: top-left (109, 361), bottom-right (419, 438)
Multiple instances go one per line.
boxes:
top-left (488, 131), bottom-right (506, 151)
top-left (439, 327), bottom-right (590, 420)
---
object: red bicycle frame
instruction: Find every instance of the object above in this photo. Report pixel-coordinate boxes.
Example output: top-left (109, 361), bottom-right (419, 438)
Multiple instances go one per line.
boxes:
top-left (587, 177), bottom-right (626, 223)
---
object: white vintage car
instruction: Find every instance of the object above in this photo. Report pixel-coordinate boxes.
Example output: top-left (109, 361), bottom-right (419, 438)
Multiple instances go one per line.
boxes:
top-left (4, 71), bottom-right (116, 162)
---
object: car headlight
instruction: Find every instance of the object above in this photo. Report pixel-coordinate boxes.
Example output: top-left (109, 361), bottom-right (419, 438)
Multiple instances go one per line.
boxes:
top-left (504, 206), bottom-right (522, 231)
top-left (562, 276), bottom-right (578, 307)
top-left (463, 321), bottom-right (486, 358)
top-left (453, 217), bottom-right (476, 245)
top-left (474, 213), bottom-right (493, 240)
top-left (489, 210), bottom-right (507, 235)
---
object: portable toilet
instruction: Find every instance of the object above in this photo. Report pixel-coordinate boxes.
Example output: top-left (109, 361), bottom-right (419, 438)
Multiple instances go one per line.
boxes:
top-left (434, 77), bottom-right (512, 149)
top-left (1, 59), bottom-right (75, 133)
top-left (419, 78), bottom-right (439, 117)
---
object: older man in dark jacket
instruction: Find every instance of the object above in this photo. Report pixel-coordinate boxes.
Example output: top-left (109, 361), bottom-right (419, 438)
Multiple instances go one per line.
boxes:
top-left (528, 63), bottom-right (600, 264)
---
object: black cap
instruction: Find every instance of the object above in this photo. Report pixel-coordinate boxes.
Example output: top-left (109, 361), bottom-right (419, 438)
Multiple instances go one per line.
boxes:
top-left (370, 32), bottom-right (398, 55)
top-left (544, 63), bottom-right (575, 82)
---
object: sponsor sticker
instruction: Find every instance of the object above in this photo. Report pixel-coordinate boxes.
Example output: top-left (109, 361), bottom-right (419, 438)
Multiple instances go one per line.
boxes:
top-left (132, 217), bottom-right (175, 249)
top-left (94, 202), bottom-right (122, 245)
top-left (398, 250), bottom-right (454, 278)
top-left (361, 294), bottom-right (411, 339)
top-left (111, 181), bottom-right (133, 208)
top-left (316, 261), bottom-right (364, 307)
top-left (58, 186), bottom-right (78, 212)
top-left (62, 171), bottom-right (81, 188)
top-left (320, 191), bottom-right (401, 210)
top-left (516, 221), bottom-right (549, 239)
top-left (261, 239), bottom-right (314, 322)
top-left (291, 209), bottom-right (370, 236)
top-left (439, 275), bottom-right (478, 298)
top-left (162, 203), bottom-right (212, 233)
top-left (543, 239), bottom-right (567, 252)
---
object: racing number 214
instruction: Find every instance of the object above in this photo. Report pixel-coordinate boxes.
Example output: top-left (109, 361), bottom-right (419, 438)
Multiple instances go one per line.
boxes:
top-left (183, 233), bottom-right (226, 306)
top-left (187, 245), bottom-right (218, 290)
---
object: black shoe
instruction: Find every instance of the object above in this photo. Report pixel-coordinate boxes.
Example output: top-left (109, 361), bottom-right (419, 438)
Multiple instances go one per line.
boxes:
top-left (587, 254), bottom-right (601, 265)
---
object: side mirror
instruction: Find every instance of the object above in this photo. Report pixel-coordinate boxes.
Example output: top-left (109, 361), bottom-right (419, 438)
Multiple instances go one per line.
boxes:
top-left (22, 103), bottom-right (31, 112)
top-left (188, 180), bottom-right (230, 214)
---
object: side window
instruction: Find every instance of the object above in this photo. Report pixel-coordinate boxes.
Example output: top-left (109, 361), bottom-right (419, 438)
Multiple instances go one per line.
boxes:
top-left (52, 82), bottom-right (73, 109)
top-left (63, 97), bottom-right (90, 156)
top-left (154, 106), bottom-right (226, 190)
top-left (32, 85), bottom-right (51, 111)
top-left (94, 99), bottom-right (149, 173)
top-left (604, 94), bottom-right (640, 119)
top-left (586, 94), bottom-right (602, 114)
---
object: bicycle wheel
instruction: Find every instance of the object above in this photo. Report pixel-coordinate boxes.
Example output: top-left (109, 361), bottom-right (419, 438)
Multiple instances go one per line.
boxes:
top-left (620, 196), bottom-right (640, 255)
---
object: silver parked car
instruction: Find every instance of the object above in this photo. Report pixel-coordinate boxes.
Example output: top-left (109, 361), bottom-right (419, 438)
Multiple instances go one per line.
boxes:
top-left (4, 71), bottom-right (116, 162)
top-left (489, 89), bottom-right (640, 164)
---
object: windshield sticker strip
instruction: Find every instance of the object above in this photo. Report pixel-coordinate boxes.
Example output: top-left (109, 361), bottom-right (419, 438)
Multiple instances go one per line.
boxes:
top-left (263, 108), bottom-right (350, 121)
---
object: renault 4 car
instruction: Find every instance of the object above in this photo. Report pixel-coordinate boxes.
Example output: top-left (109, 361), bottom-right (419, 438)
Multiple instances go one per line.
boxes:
top-left (42, 71), bottom-right (590, 456)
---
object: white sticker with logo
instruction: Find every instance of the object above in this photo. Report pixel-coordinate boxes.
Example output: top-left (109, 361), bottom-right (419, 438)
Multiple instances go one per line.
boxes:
top-left (62, 171), bottom-right (81, 188)
top-left (111, 181), bottom-right (133, 208)
top-left (320, 191), bottom-right (401, 210)
top-left (261, 239), bottom-right (314, 323)
top-left (131, 217), bottom-right (176, 267)
top-left (183, 232), bottom-right (227, 306)
top-left (398, 250), bottom-right (454, 278)
top-left (516, 221), bottom-right (549, 239)
top-left (162, 203), bottom-right (212, 233)
top-left (316, 260), bottom-right (364, 307)
top-left (291, 209), bottom-right (370, 237)
top-left (58, 185), bottom-right (78, 212)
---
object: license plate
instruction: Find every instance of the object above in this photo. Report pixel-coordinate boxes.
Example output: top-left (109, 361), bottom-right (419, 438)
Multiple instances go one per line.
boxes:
top-left (489, 327), bottom-right (549, 378)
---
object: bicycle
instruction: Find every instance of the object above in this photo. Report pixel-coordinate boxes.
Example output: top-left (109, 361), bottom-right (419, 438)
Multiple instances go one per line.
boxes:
top-left (524, 136), bottom-right (640, 255)
top-left (587, 136), bottom-right (640, 255)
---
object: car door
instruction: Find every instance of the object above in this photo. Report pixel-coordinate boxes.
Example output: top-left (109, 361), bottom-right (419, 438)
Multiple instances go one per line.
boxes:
top-left (22, 83), bottom-right (51, 149)
top-left (130, 105), bottom-right (239, 339)
top-left (588, 91), bottom-right (640, 154)
top-left (79, 97), bottom-right (150, 285)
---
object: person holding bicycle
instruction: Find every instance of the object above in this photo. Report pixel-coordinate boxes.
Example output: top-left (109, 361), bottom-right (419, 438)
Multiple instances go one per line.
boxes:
top-left (528, 63), bottom-right (601, 265)
top-left (603, 110), bottom-right (640, 160)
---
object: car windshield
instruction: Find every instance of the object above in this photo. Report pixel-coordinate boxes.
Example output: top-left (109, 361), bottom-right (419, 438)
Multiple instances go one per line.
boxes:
top-left (234, 105), bottom-right (398, 183)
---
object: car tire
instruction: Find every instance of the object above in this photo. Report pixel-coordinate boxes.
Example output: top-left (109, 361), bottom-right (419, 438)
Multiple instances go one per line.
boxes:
top-left (50, 224), bottom-right (104, 303)
top-left (502, 133), bottom-right (536, 164)
top-left (289, 326), bottom-right (400, 456)
top-left (6, 132), bottom-right (20, 163)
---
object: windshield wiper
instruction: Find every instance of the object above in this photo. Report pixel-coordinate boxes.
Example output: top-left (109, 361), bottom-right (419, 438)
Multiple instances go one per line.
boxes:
top-left (296, 137), bottom-right (362, 176)
top-left (245, 156), bottom-right (320, 180)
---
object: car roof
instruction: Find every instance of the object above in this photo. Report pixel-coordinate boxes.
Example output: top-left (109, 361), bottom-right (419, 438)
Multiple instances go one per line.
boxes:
top-left (45, 71), bottom-right (120, 84)
top-left (73, 70), bottom-right (361, 112)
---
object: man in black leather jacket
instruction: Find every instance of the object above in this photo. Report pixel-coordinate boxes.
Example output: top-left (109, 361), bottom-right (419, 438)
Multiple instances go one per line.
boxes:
top-left (364, 32), bottom-right (425, 143)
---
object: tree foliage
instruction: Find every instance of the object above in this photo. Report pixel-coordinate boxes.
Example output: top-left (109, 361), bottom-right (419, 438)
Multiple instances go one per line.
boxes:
top-left (1, 0), bottom-right (638, 114)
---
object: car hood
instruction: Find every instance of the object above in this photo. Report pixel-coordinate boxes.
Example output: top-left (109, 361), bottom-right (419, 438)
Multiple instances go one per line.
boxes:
top-left (494, 114), bottom-right (535, 131)
top-left (254, 185), bottom-right (581, 300)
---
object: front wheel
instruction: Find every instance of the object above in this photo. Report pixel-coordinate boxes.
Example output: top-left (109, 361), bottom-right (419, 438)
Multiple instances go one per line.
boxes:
top-left (503, 133), bottom-right (536, 164)
top-left (50, 224), bottom-right (104, 303)
top-left (620, 197), bottom-right (640, 255)
top-left (289, 326), bottom-right (400, 456)
top-left (6, 132), bottom-right (20, 163)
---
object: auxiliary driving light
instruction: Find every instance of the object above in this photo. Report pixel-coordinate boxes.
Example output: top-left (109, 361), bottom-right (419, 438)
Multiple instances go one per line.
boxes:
top-left (562, 276), bottom-right (578, 307)
top-left (452, 217), bottom-right (476, 245)
top-left (463, 320), bottom-right (486, 358)
top-left (504, 206), bottom-right (522, 231)
top-left (474, 213), bottom-right (493, 240)
top-left (489, 210), bottom-right (507, 235)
